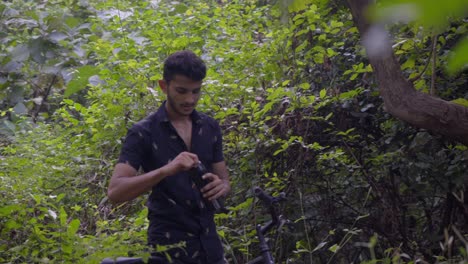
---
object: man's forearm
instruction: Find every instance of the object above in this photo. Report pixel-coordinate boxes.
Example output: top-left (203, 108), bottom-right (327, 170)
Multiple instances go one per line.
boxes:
top-left (108, 165), bottom-right (172, 203)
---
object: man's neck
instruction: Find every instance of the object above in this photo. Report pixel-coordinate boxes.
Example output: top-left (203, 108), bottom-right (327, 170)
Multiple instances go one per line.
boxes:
top-left (165, 104), bottom-right (192, 123)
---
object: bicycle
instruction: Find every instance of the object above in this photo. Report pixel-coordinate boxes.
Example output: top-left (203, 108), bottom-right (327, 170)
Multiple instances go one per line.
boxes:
top-left (101, 186), bottom-right (289, 264)
top-left (246, 187), bottom-right (289, 264)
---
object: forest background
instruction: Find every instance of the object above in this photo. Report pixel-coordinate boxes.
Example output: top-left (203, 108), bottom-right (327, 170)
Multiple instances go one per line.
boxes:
top-left (1, 0), bottom-right (467, 263)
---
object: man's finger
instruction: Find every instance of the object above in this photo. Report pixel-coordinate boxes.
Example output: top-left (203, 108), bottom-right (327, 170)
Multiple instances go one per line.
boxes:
top-left (204, 185), bottom-right (223, 200)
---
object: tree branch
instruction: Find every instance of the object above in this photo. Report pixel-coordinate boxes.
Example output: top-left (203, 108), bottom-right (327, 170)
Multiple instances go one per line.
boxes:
top-left (32, 74), bottom-right (57, 123)
top-left (346, 0), bottom-right (468, 146)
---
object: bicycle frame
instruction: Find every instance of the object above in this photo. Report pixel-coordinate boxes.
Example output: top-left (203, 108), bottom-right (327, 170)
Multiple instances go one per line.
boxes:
top-left (246, 187), bottom-right (287, 264)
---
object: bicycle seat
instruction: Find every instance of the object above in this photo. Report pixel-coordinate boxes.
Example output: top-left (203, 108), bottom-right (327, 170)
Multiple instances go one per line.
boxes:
top-left (101, 257), bottom-right (144, 264)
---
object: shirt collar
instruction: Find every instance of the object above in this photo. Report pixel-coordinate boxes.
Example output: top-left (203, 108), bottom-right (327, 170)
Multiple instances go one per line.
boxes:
top-left (154, 101), bottom-right (203, 124)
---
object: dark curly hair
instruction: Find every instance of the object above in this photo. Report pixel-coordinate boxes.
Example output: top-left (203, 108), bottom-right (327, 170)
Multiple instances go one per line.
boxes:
top-left (163, 50), bottom-right (206, 84)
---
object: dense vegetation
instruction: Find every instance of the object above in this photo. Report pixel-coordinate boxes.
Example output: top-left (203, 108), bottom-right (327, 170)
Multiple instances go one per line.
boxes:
top-left (1, 0), bottom-right (467, 263)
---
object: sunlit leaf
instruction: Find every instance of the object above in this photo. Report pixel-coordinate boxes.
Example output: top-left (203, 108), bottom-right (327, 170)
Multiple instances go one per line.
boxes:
top-left (64, 65), bottom-right (97, 97)
top-left (288, 0), bottom-right (313, 13)
top-left (0, 205), bottom-right (20, 217)
top-left (68, 219), bottom-right (80, 236)
top-left (60, 207), bottom-right (67, 226)
top-left (447, 37), bottom-right (468, 75)
top-left (451, 98), bottom-right (468, 107)
top-left (319, 89), bottom-right (326, 99)
top-left (329, 244), bottom-right (340, 253)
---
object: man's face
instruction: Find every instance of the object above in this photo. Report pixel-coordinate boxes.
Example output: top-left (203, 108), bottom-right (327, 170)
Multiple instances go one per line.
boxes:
top-left (159, 75), bottom-right (202, 117)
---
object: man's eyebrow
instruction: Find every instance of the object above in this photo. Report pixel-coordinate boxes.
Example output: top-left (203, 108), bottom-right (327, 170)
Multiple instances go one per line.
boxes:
top-left (175, 86), bottom-right (202, 91)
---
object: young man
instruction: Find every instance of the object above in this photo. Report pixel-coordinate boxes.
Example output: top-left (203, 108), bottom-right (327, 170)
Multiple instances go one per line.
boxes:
top-left (107, 50), bottom-right (231, 264)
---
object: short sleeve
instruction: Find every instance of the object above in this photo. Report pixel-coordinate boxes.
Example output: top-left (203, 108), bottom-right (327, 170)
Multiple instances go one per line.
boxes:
top-left (212, 121), bottom-right (224, 163)
top-left (117, 126), bottom-right (148, 171)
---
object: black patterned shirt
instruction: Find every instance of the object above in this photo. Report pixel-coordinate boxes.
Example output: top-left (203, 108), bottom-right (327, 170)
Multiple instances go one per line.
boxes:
top-left (117, 102), bottom-right (225, 263)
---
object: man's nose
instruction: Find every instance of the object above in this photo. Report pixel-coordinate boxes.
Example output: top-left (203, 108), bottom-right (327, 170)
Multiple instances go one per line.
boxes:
top-left (185, 93), bottom-right (197, 104)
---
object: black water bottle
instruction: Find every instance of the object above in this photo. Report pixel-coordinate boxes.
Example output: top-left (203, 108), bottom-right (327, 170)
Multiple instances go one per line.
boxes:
top-left (190, 162), bottom-right (227, 213)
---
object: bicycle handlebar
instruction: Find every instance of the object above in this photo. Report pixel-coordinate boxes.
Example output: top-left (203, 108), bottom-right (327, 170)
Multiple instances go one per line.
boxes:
top-left (253, 187), bottom-right (287, 235)
top-left (250, 187), bottom-right (288, 264)
top-left (253, 187), bottom-right (286, 207)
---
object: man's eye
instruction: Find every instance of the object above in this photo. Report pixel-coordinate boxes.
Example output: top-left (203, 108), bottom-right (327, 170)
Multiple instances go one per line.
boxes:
top-left (192, 89), bottom-right (201, 94)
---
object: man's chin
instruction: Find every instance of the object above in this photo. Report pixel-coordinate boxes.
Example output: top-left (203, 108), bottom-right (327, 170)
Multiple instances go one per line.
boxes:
top-left (176, 109), bottom-right (193, 116)
top-left (181, 107), bottom-right (194, 114)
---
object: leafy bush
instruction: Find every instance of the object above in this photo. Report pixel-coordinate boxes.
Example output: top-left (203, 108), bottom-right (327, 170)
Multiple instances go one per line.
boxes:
top-left (1, 0), bottom-right (467, 263)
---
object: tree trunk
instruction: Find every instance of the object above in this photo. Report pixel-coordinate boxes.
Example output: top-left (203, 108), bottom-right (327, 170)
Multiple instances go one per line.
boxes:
top-left (346, 0), bottom-right (468, 146)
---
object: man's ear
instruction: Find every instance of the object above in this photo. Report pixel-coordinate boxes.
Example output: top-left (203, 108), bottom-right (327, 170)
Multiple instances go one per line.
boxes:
top-left (158, 80), bottom-right (168, 94)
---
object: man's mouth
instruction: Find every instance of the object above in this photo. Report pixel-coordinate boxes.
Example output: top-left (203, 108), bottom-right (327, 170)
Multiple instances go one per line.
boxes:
top-left (182, 105), bottom-right (194, 110)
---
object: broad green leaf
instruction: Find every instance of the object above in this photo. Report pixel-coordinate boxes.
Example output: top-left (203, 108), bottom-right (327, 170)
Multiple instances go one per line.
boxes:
top-left (56, 193), bottom-right (66, 202)
top-left (299, 82), bottom-right (310, 90)
top-left (0, 205), bottom-right (20, 216)
top-left (5, 220), bottom-right (22, 229)
top-left (48, 32), bottom-right (68, 43)
top-left (319, 89), bottom-right (326, 99)
top-left (330, 20), bottom-right (344, 28)
top-left (337, 128), bottom-right (356, 136)
top-left (329, 244), bottom-right (340, 253)
top-left (62, 243), bottom-right (72, 254)
top-left (174, 3), bottom-right (188, 14)
top-left (12, 102), bottom-right (27, 114)
top-left (65, 17), bottom-right (80, 28)
top-left (339, 88), bottom-right (364, 100)
top-left (60, 206), bottom-right (67, 226)
top-left (68, 219), bottom-right (80, 236)
top-left (64, 65), bottom-right (97, 97)
top-left (288, 0), bottom-right (313, 13)
top-left (11, 44), bottom-right (29, 62)
top-left (0, 119), bottom-right (16, 134)
top-left (447, 37), bottom-right (468, 75)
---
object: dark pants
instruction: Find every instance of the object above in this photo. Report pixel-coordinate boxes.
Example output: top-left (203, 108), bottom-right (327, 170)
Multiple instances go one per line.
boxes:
top-left (149, 252), bottom-right (227, 264)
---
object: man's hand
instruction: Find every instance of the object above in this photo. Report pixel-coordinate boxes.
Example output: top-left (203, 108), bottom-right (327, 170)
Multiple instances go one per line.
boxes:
top-left (165, 152), bottom-right (199, 175)
top-left (200, 173), bottom-right (231, 201)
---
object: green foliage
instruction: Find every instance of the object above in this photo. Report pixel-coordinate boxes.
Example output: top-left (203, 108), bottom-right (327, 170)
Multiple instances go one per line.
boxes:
top-left (448, 36), bottom-right (468, 74)
top-left (371, 0), bottom-right (468, 74)
top-left (65, 65), bottom-right (98, 97)
top-left (1, 0), bottom-right (467, 263)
